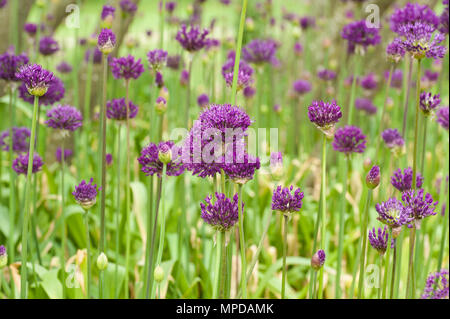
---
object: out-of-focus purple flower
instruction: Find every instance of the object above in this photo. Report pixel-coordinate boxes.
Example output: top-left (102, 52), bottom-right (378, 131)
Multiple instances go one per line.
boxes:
top-left (85, 48), bottom-right (103, 64)
top-left (292, 79), bottom-right (311, 95)
top-left (147, 49), bottom-right (168, 72)
top-left (317, 69), bottom-right (337, 81)
top-left (106, 98), bottom-right (138, 121)
top-left (98, 28), bottom-right (116, 55)
top-left (220, 0), bottom-right (231, 5)
top-left (223, 152), bottom-right (260, 185)
top-left (56, 61), bottom-right (72, 74)
top-left (166, 55), bottom-right (181, 70)
top-left (106, 153), bottom-right (113, 165)
top-left (221, 58), bottom-right (254, 90)
top-left (176, 24), bottom-right (209, 52)
top-left (18, 76), bottom-right (65, 106)
top-left (300, 16), bottom-right (315, 30)
top-left (341, 20), bottom-right (381, 54)
top-left (402, 189), bottom-right (438, 225)
top-left (242, 39), bottom-right (278, 65)
top-left (45, 105), bottom-right (83, 132)
top-left (391, 167), bottom-right (424, 192)
top-left (386, 38), bottom-right (406, 63)
top-left (200, 192), bottom-right (240, 232)
top-left (15, 64), bottom-right (55, 97)
top-left (12, 153), bottom-right (43, 175)
top-left (382, 128), bottom-right (405, 150)
top-left (423, 69), bottom-right (439, 83)
top-left (56, 147), bottom-right (73, 162)
top-left (294, 42), bottom-right (303, 56)
top-left (0, 245), bottom-right (6, 268)
top-left (311, 249), bottom-right (326, 270)
top-left (436, 106), bottom-right (449, 130)
top-left (355, 97), bottom-right (377, 115)
top-left (308, 100), bottom-right (342, 138)
top-left (24, 23), bottom-right (37, 36)
top-left (369, 226), bottom-right (389, 255)
top-left (390, 3), bottom-right (440, 35)
top-left (120, 0), bottom-right (137, 14)
top-left (332, 126), bottom-right (367, 155)
top-left (440, 0), bottom-right (449, 34)
top-left (166, 1), bottom-right (177, 13)
top-left (197, 94), bottom-right (209, 108)
top-left (180, 69), bottom-right (189, 86)
top-left (205, 38), bottom-right (220, 52)
top-left (72, 178), bottom-right (99, 210)
top-left (384, 69), bottom-right (403, 89)
top-left (422, 269), bottom-right (449, 299)
top-left (155, 71), bottom-right (164, 88)
top-left (138, 141), bottom-right (185, 177)
top-left (0, 51), bottom-right (29, 82)
top-left (360, 73), bottom-right (378, 90)
top-left (419, 92), bottom-right (441, 115)
top-left (366, 165), bottom-right (380, 189)
top-left (243, 86), bottom-right (256, 99)
top-left (39, 36), bottom-right (59, 56)
top-left (0, 127), bottom-right (30, 153)
top-left (101, 5), bottom-right (115, 20)
top-left (0, 0), bottom-right (7, 8)
top-left (271, 185), bottom-right (304, 214)
top-left (375, 198), bottom-right (413, 229)
top-left (110, 55), bottom-right (144, 80)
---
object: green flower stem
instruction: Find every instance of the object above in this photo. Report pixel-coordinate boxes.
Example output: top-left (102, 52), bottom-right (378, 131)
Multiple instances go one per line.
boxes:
top-left (389, 240), bottom-right (397, 299)
top-left (84, 211), bottom-right (91, 299)
top-left (124, 80), bottom-right (132, 299)
top-left (375, 64), bottom-right (394, 159)
top-left (83, 52), bottom-right (94, 175)
top-left (281, 214), bottom-right (288, 299)
top-left (382, 228), bottom-right (392, 299)
top-left (8, 87), bottom-right (16, 265)
top-left (213, 231), bottom-right (223, 299)
top-left (393, 231), bottom-right (403, 299)
top-left (309, 190), bottom-right (323, 299)
top-left (378, 254), bottom-right (383, 299)
top-left (402, 57), bottom-right (414, 137)
top-left (231, 0), bottom-right (248, 105)
top-left (114, 124), bottom-right (122, 298)
top-left (159, 0), bottom-right (166, 49)
top-left (412, 58), bottom-right (422, 190)
top-left (237, 184), bottom-right (247, 298)
top-left (219, 231), bottom-right (227, 298)
top-left (186, 55), bottom-right (194, 129)
top-left (406, 226), bottom-right (417, 298)
top-left (20, 95), bottom-right (39, 299)
top-left (347, 54), bottom-right (360, 125)
top-left (437, 135), bottom-right (449, 271)
top-left (318, 135), bottom-right (327, 299)
top-left (420, 117), bottom-right (428, 175)
top-left (60, 140), bottom-right (67, 298)
top-left (357, 189), bottom-right (373, 298)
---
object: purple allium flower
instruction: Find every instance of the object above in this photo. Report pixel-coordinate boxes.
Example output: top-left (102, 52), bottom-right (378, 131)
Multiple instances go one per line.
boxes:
top-left (166, 1), bottom-right (177, 12)
top-left (271, 185), bottom-right (304, 214)
top-left (15, 64), bottom-right (55, 97)
top-left (299, 16), bottom-right (315, 30)
top-left (391, 167), bottom-right (424, 192)
top-left (106, 153), bottom-right (113, 165)
top-left (294, 42), bottom-right (303, 56)
top-left (0, 0), bottom-right (7, 9)
top-left (106, 98), bottom-right (138, 121)
top-left (200, 192), bottom-right (240, 232)
top-left (243, 86), bottom-right (256, 99)
top-left (220, 0), bottom-right (231, 5)
top-left (355, 97), bottom-right (377, 115)
top-left (223, 152), bottom-right (260, 185)
top-left (12, 153), bottom-right (43, 175)
top-left (369, 226), bottom-right (389, 255)
top-left (422, 269), bottom-right (449, 299)
top-left (436, 107), bottom-right (449, 130)
top-left (120, 0), bottom-right (137, 14)
top-left (366, 165), bottom-right (380, 189)
top-left (308, 100), bottom-right (342, 138)
top-left (384, 69), bottom-right (403, 89)
top-left (155, 71), bottom-right (164, 88)
top-left (97, 28), bottom-right (116, 55)
top-left (56, 61), bottom-right (72, 74)
top-left (147, 49), bottom-right (168, 72)
top-left (292, 79), bottom-right (311, 95)
top-left (440, 0), bottom-right (449, 34)
top-left (0, 51), bottom-right (29, 82)
top-left (197, 103), bottom-right (251, 133)
top-left (375, 198), bottom-right (413, 228)
top-left (317, 69), bottom-right (337, 81)
top-left (382, 128), bottom-right (405, 150)
top-left (180, 69), bottom-right (189, 86)
top-left (56, 147), bottom-right (73, 162)
top-left (386, 38), bottom-right (406, 63)
top-left (205, 38), bottom-right (220, 52)
top-left (138, 141), bottom-right (185, 177)
top-left (39, 36), bottom-right (59, 56)
top-left (398, 22), bottom-right (447, 60)
top-left (402, 189), bottom-right (438, 224)
top-left (390, 3), bottom-right (440, 35)
top-left (360, 73), bottom-right (378, 90)
top-left (420, 92), bottom-right (441, 116)
top-left (341, 20), bottom-right (381, 54)
top-left (221, 58), bottom-right (254, 90)
top-left (0, 245), bottom-right (6, 268)
top-left (24, 23), bottom-right (37, 36)
top-left (101, 5), bottom-right (115, 20)
top-left (72, 178), bottom-right (99, 210)
top-left (242, 38), bottom-right (278, 65)
top-left (18, 76), bottom-right (64, 106)
top-left (0, 127), bottom-right (30, 153)
top-left (110, 55), bottom-right (144, 80)
top-left (166, 55), bottom-right (181, 70)
top-left (197, 94), bottom-right (209, 108)
top-left (176, 24), bottom-right (209, 52)
top-left (45, 105), bottom-right (83, 132)
top-left (423, 69), bottom-right (439, 83)
top-left (85, 48), bottom-right (103, 64)
top-left (332, 126), bottom-right (367, 155)
top-left (311, 249), bottom-right (325, 270)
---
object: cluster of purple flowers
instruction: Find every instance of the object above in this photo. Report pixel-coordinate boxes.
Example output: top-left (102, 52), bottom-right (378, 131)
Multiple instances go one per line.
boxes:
top-left (12, 153), bottom-right (43, 175)
top-left (422, 269), bottom-right (449, 299)
top-left (332, 126), bottom-right (366, 155)
top-left (341, 20), bottom-right (381, 54)
top-left (242, 39), bottom-right (278, 65)
top-left (147, 49), bottom-right (168, 72)
top-left (0, 51), bottom-right (29, 82)
top-left (308, 100), bottom-right (342, 138)
top-left (375, 198), bottom-right (413, 229)
top-left (360, 73), bottom-right (378, 91)
top-left (401, 189), bottom-right (438, 224)
top-left (391, 167), bottom-right (424, 192)
top-left (355, 98), bottom-right (377, 115)
top-left (19, 76), bottom-right (65, 106)
top-left (292, 79), bottom-right (311, 95)
top-left (311, 249), bottom-right (326, 270)
top-left (176, 24), bottom-right (209, 52)
top-left (45, 105), bottom-right (83, 132)
top-left (381, 129), bottom-right (405, 151)
top-left (138, 141), bottom-right (185, 177)
top-left (120, 0), bottom-right (137, 14)
top-left (419, 92), bottom-right (441, 116)
top-left (106, 98), bottom-right (139, 121)
top-left (39, 36), bottom-right (59, 56)
top-left (271, 185), bottom-right (304, 214)
top-left (0, 127), bottom-right (30, 153)
top-left (200, 193), bottom-right (240, 232)
top-left (368, 226), bottom-right (390, 255)
top-left (98, 29), bottom-right (116, 55)
top-left (15, 64), bottom-right (55, 97)
top-left (56, 148), bottom-right (73, 163)
top-left (384, 69), bottom-right (403, 89)
top-left (56, 61), bottom-right (72, 74)
top-left (437, 107), bottom-right (449, 130)
top-left (110, 55), bottom-right (145, 80)
top-left (221, 57), bottom-right (254, 90)
top-left (317, 69), bottom-right (336, 81)
top-left (72, 178), bottom-right (100, 210)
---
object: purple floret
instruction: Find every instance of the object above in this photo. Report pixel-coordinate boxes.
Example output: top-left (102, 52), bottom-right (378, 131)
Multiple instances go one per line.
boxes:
top-left (15, 64), bottom-right (55, 96)
top-left (271, 185), bottom-right (304, 214)
top-left (0, 127), bottom-right (30, 153)
top-left (72, 178), bottom-right (99, 206)
top-left (110, 55), bottom-right (145, 80)
top-left (369, 226), bottom-right (389, 255)
top-left (221, 58), bottom-right (254, 90)
top-left (419, 92), bottom-right (441, 115)
top-left (147, 49), bottom-right (168, 72)
top-left (375, 198), bottom-right (413, 228)
top-left (317, 69), bottom-right (337, 81)
top-left (332, 126), bottom-right (367, 155)
top-left (176, 24), bottom-right (209, 52)
top-left (138, 141), bottom-right (185, 177)
top-left (12, 153), bottom-right (43, 175)
top-left (101, 5), bottom-right (115, 20)
top-left (242, 38), bottom-right (279, 65)
top-left (200, 192), bottom-right (240, 232)
top-left (390, 3), bottom-right (439, 35)
top-left (308, 100), bottom-right (342, 133)
top-left (56, 61), bottom-right (72, 74)
top-left (360, 73), bottom-right (378, 90)
top-left (45, 105), bottom-right (83, 132)
top-left (106, 98), bottom-right (138, 121)
top-left (401, 188), bottom-right (438, 222)
top-left (391, 167), bottom-right (424, 192)
top-left (382, 128), bottom-right (405, 149)
top-left (293, 79), bottom-right (311, 95)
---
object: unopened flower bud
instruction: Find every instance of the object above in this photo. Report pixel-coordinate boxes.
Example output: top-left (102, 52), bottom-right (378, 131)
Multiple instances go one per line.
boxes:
top-left (363, 158), bottom-right (372, 171)
top-left (96, 252), bottom-right (108, 271)
top-left (246, 17), bottom-right (255, 31)
top-left (155, 96), bottom-right (167, 115)
top-left (159, 87), bottom-right (169, 101)
top-left (292, 27), bottom-right (302, 39)
top-left (366, 165), bottom-right (380, 189)
top-left (311, 249), bottom-right (326, 271)
top-left (158, 144), bottom-right (172, 164)
top-left (154, 265), bottom-right (164, 283)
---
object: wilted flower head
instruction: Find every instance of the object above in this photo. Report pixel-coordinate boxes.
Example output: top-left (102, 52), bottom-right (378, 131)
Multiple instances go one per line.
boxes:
top-left (138, 141), bottom-right (185, 177)
top-left (436, 107), bottom-right (449, 130)
top-left (242, 38), bottom-right (278, 65)
top-left (292, 79), bottom-right (311, 95)
top-left (422, 269), bottom-right (449, 299)
top-left (341, 20), bottom-right (381, 54)
top-left (402, 189), bottom-right (438, 225)
top-left (355, 98), bottom-right (377, 115)
top-left (369, 226), bottom-right (389, 255)
top-left (332, 126), bottom-right (367, 155)
top-left (106, 98), bottom-right (138, 121)
top-left (12, 153), bottom-right (43, 175)
top-left (391, 167), bottom-right (424, 192)
top-left (200, 192), bottom-right (240, 232)
top-left (98, 28), bottom-right (116, 55)
top-left (271, 185), bottom-right (304, 215)
top-left (15, 64), bottom-right (55, 97)
top-left (0, 127), bottom-right (30, 153)
top-left (420, 92), bottom-right (441, 116)
top-left (366, 165), bottom-right (380, 189)
top-left (72, 178), bottom-right (100, 210)
top-left (39, 36), bottom-right (59, 56)
top-left (18, 76), bottom-right (65, 106)
top-left (45, 105), bottom-right (83, 132)
top-left (176, 24), bottom-right (209, 52)
top-left (56, 147), bottom-right (73, 163)
top-left (110, 55), bottom-right (145, 80)
top-left (375, 198), bottom-right (413, 229)
top-left (147, 49), bottom-right (168, 72)
top-left (0, 51), bottom-right (29, 82)
top-left (311, 249), bottom-right (325, 270)
top-left (308, 100), bottom-right (342, 138)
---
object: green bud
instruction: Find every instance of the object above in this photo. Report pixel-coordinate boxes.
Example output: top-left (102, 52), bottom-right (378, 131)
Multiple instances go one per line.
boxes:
top-left (96, 252), bottom-right (108, 271)
top-left (154, 265), bottom-right (164, 283)
top-left (158, 145), bottom-right (172, 164)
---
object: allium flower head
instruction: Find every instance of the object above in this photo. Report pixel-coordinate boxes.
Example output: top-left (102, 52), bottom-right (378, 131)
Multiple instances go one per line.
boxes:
top-left (147, 49), bottom-right (168, 72)
top-left (72, 178), bottom-right (100, 210)
top-left (369, 226), bottom-right (389, 255)
top-left (106, 98), bottom-right (138, 121)
top-left (308, 100), bottom-right (342, 138)
top-left (120, 0), bottom-right (137, 14)
top-left (12, 153), bottom-right (43, 175)
top-left (197, 94), bottom-right (209, 108)
top-left (15, 64), bottom-right (55, 97)
top-left (382, 128), bottom-right (405, 153)
top-left (45, 105), bottom-right (83, 132)
top-left (300, 16), bottom-right (315, 30)
top-left (317, 69), bottom-right (337, 81)
top-left (24, 23), bottom-right (37, 36)
top-left (19, 76), bottom-right (65, 106)
top-left (422, 269), bottom-right (449, 299)
top-left (223, 152), bottom-right (260, 185)
top-left (56, 61), bottom-right (72, 74)
top-left (332, 126), bottom-right (367, 155)
top-left (384, 69), bottom-right (403, 89)
top-left (39, 36), bottom-right (59, 56)
top-left (110, 55), bottom-right (144, 80)
top-left (436, 106), bottom-right (449, 130)
top-left (419, 92), bottom-right (441, 116)
top-left (440, 0), bottom-right (449, 34)
top-left (386, 38), bottom-right (406, 63)
top-left (180, 69), bottom-right (189, 86)
top-left (106, 153), bottom-right (113, 166)
top-left (0, 51), bottom-right (29, 82)
top-left (391, 167), bottom-right (424, 192)
top-left (366, 165), bottom-right (380, 189)
top-left (271, 185), bottom-right (304, 215)
top-left (242, 38), bottom-right (278, 65)
top-left (97, 29), bottom-right (116, 55)
top-left (221, 58), bottom-right (254, 90)
top-left (167, 55), bottom-right (181, 70)
top-left (166, 1), bottom-right (177, 13)
top-left (375, 198), bottom-right (413, 229)
top-left (360, 73), bottom-right (378, 90)
top-left (176, 24), bottom-right (209, 52)
top-left (101, 5), bottom-right (115, 20)
top-left (292, 79), bottom-right (311, 95)
top-left (341, 20), bottom-right (381, 55)
top-left (243, 86), bottom-right (256, 99)
top-left (138, 141), bottom-right (185, 177)
top-left (355, 98), bottom-right (377, 115)
top-left (398, 22), bottom-right (447, 60)
top-left (0, 127), bottom-right (30, 153)
top-left (200, 193), bottom-right (240, 232)
top-left (311, 249), bottom-right (325, 270)
top-left (402, 189), bottom-right (438, 225)
top-left (390, 3), bottom-right (439, 35)
top-left (56, 147), bottom-right (73, 163)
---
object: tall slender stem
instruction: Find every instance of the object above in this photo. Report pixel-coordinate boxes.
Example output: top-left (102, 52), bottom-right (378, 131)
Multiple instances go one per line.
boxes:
top-left (237, 184), bottom-right (246, 298)
top-left (420, 118), bottom-right (428, 175)
top-left (124, 80), bottom-right (132, 299)
top-left (357, 189), bottom-right (372, 298)
top-left (20, 95), bottom-right (39, 299)
top-left (347, 54), bottom-right (360, 125)
top-left (402, 58), bottom-right (413, 137)
top-left (231, 0), bottom-right (248, 105)
top-left (84, 212), bottom-right (91, 299)
top-left (213, 231), bottom-right (222, 298)
top-left (318, 135), bottom-right (327, 299)
top-left (60, 140), bottom-right (67, 298)
top-left (219, 231), bottom-right (227, 298)
top-left (8, 87), bottom-right (16, 284)
top-left (281, 214), bottom-right (288, 299)
top-left (159, 0), bottom-right (166, 49)
top-left (378, 254), bottom-right (383, 299)
top-left (412, 59), bottom-right (422, 189)
top-left (186, 55), bottom-right (194, 129)
top-left (390, 240), bottom-right (397, 299)
top-left (114, 124), bottom-right (122, 298)
top-left (382, 228), bottom-right (392, 299)
top-left (406, 227), bottom-right (416, 298)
